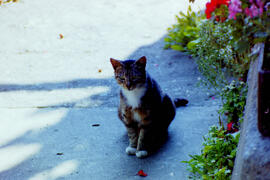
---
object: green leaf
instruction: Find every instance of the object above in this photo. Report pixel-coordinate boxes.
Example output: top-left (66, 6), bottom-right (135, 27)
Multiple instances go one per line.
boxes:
top-left (164, 37), bottom-right (172, 42)
top-left (164, 44), bottom-right (170, 49)
top-left (171, 45), bottom-right (185, 51)
top-left (187, 39), bottom-right (199, 50)
top-left (235, 39), bottom-right (250, 54)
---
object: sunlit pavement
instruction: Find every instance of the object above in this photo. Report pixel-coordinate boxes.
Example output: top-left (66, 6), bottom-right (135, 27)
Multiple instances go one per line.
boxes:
top-left (0, 0), bottom-right (220, 179)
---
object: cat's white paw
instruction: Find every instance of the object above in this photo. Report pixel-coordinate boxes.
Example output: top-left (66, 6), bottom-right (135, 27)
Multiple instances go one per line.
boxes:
top-left (125, 146), bottom-right (137, 155)
top-left (136, 150), bottom-right (148, 158)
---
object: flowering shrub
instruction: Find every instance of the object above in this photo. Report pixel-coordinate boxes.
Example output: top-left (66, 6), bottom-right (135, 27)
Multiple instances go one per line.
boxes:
top-left (165, 1), bottom-right (268, 179)
top-left (229, 0), bottom-right (264, 19)
top-left (166, 1), bottom-right (269, 179)
top-left (194, 0), bottom-right (270, 89)
top-left (228, 0), bottom-right (243, 19)
top-left (207, 0), bottom-right (270, 53)
top-left (206, 0), bottom-right (267, 20)
top-left (205, 0), bottom-right (230, 21)
top-left (229, 0), bottom-right (269, 52)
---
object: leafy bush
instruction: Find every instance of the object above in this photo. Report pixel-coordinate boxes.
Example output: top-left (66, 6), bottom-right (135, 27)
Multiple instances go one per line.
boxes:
top-left (191, 20), bottom-right (251, 90)
top-left (182, 82), bottom-right (245, 179)
top-left (219, 81), bottom-right (248, 124)
top-left (165, 4), bottom-right (252, 90)
top-left (180, 20), bottom-right (248, 179)
top-left (164, 6), bottom-right (204, 52)
top-left (191, 20), bottom-right (233, 89)
top-left (183, 126), bottom-right (240, 180)
top-left (165, 1), bottom-right (269, 179)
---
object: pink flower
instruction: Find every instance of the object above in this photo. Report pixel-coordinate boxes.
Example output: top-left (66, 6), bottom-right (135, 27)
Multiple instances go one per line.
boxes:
top-left (228, 0), bottom-right (242, 19)
top-left (245, 7), bottom-right (252, 17)
top-left (245, 0), bottom-right (264, 18)
top-left (250, 4), bottom-right (259, 17)
top-left (256, 0), bottom-right (264, 15)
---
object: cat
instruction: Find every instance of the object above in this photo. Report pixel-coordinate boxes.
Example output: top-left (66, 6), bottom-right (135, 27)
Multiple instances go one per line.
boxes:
top-left (110, 56), bottom-right (188, 158)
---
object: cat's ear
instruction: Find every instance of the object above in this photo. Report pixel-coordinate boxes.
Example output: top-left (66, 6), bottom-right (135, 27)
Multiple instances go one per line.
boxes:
top-left (110, 58), bottom-right (122, 70)
top-left (135, 56), bottom-right (147, 68)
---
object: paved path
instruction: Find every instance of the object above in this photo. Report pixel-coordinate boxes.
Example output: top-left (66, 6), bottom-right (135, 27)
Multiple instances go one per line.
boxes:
top-left (0, 0), bottom-right (220, 179)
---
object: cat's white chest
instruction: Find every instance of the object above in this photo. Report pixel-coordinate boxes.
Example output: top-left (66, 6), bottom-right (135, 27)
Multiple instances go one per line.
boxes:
top-left (122, 87), bottom-right (146, 108)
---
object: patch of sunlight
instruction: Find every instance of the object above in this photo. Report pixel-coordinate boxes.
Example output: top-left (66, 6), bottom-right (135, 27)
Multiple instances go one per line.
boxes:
top-left (0, 143), bottom-right (41, 173)
top-left (0, 86), bottom-right (109, 108)
top-left (0, 108), bottom-right (67, 147)
top-left (29, 160), bottom-right (78, 180)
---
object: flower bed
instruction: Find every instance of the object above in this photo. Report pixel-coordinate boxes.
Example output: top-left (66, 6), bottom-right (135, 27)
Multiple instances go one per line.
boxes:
top-left (165, 0), bottom-right (270, 179)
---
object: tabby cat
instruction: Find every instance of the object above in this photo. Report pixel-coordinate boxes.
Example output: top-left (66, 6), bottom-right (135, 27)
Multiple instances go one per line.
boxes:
top-left (110, 56), bottom-right (188, 158)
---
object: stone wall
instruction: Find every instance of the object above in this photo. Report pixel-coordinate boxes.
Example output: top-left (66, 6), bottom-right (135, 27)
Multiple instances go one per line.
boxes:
top-left (232, 45), bottom-right (270, 179)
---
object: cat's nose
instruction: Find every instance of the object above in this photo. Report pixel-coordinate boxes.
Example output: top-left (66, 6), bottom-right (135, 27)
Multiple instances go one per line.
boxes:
top-left (126, 82), bottom-right (132, 90)
top-left (126, 82), bottom-right (131, 90)
top-left (126, 85), bottom-right (132, 90)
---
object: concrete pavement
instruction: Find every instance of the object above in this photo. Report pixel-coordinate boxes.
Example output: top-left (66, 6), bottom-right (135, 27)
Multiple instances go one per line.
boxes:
top-left (0, 0), bottom-right (220, 179)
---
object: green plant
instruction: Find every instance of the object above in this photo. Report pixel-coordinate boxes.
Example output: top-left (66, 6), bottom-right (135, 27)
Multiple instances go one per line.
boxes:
top-left (166, 2), bottom-right (256, 179)
top-left (164, 6), bottom-right (204, 52)
top-left (205, 0), bottom-right (270, 55)
top-left (219, 80), bottom-right (248, 124)
top-left (192, 20), bottom-right (233, 89)
top-left (183, 126), bottom-right (240, 180)
top-left (191, 19), bottom-right (251, 90)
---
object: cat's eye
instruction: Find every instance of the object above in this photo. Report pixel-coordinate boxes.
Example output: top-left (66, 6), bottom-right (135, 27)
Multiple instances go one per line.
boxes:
top-left (118, 76), bottom-right (125, 81)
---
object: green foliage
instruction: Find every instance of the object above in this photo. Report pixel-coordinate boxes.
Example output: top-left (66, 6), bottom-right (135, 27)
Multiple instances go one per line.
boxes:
top-left (180, 18), bottom-right (248, 180)
top-left (219, 81), bottom-right (248, 124)
top-left (191, 20), bottom-right (251, 90)
top-left (166, 3), bottom-right (256, 179)
top-left (191, 20), bottom-right (232, 89)
top-left (164, 6), bottom-right (204, 52)
top-left (183, 126), bottom-right (240, 180)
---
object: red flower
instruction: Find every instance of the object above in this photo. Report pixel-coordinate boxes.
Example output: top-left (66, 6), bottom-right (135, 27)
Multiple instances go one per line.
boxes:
top-left (137, 170), bottom-right (147, 177)
top-left (226, 122), bottom-right (239, 133)
top-left (233, 127), bottom-right (239, 133)
top-left (206, 2), bottom-right (216, 19)
top-left (227, 122), bottom-right (233, 131)
top-left (205, 0), bottom-right (230, 19)
top-left (220, 16), bottom-right (227, 22)
top-left (213, 0), bottom-right (230, 7)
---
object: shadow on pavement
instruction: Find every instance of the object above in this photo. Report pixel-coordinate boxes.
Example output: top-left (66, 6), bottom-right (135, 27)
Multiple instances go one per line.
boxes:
top-left (0, 35), bottom-right (212, 180)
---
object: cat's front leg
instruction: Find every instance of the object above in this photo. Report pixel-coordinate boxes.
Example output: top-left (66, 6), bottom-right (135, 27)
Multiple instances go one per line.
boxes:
top-left (119, 106), bottom-right (138, 155)
top-left (136, 127), bottom-right (150, 158)
top-left (125, 124), bottom-right (138, 155)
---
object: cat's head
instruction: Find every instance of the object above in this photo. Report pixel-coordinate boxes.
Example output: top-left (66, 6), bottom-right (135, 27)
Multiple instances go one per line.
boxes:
top-left (110, 56), bottom-right (147, 91)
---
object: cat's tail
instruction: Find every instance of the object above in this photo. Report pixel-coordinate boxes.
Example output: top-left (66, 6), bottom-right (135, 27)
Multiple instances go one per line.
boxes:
top-left (174, 98), bottom-right (188, 107)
